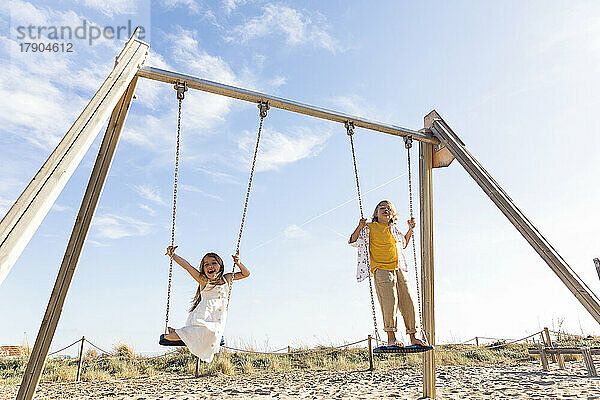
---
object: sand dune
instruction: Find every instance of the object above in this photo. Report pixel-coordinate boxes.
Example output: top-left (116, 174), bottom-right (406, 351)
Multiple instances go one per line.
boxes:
top-left (1, 361), bottom-right (598, 399)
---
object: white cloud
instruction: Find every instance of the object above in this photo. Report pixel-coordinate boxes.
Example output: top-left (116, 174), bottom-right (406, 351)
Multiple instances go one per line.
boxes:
top-left (283, 224), bottom-right (308, 238)
top-left (76, 0), bottom-right (139, 17)
top-left (138, 203), bottom-right (156, 216)
top-left (92, 214), bottom-right (153, 239)
top-left (132, 185), bottom-right (166, 205)
top-left (0, 1), bottom-right (133, 150)
top-left (228, 4), bottom-right (339, 52)
top-left (88, 239), bottom-right (111, 247)
top-left (329, 95), bottom-right (376, 119)
top-left (0, 197), bottom-right (12, 218)
top-left (237, 126), bottom-right (331, 172)
top-left (51, 204), bottom-right (71, 212)
top-left (180, 184), bottom-right (223, 201)
top-left (125, 27), bottom-right (236, 151)
top-left (222, 0), bottom-right (246, 14)
top-left (160, 0), bottom-right (202, 14)
top-left (196, 167), bottom-right (240, 185)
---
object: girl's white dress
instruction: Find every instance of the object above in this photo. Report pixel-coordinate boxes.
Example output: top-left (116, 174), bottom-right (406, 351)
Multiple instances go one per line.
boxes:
top-left (176, 281), bottom-right (229, 362)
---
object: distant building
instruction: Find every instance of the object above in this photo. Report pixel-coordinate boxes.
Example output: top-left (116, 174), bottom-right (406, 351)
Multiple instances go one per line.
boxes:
top-left (0, 346), bottom-right (26, 358)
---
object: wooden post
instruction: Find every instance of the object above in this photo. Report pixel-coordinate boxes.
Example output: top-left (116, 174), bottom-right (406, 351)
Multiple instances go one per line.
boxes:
top-left (420, 112), bottom-right (437, 399)
top-left (15, 76), bottom-right (140, 400)
top-left (581, 347), bottom-right (598, 377)
top-left (536, 343), bottom-right (550, 371)
top-left (553, 344), bottom-right (566, 369)
top-left (194, 356), bottom-right (200, 377)
top-left (76, 336), bottom-right (85, 382)
top-left (475, 337), bottom-right (479, 346)
top-left (543, 327), bottom-right (557, 363)
top-left (288, 345), bottom-right (291, 354)
top-left (368, 335), bottom-right (374, 371)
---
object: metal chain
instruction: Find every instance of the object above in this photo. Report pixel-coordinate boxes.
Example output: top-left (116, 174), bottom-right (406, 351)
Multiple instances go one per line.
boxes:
top-left (404, 136), bottom-right (428, 344)
top-left (346, 121), bottom-right (380, 344)
top-left (226, 101), bottom-right (269, 311)
top-left (165, 82), bottom-right (187, 334)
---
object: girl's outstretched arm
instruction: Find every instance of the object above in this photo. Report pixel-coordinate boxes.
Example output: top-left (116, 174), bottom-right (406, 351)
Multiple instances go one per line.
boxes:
top-left (165, 246), bottom-right (204, 285)
top-left (224, 255), bottom-right (251, 283)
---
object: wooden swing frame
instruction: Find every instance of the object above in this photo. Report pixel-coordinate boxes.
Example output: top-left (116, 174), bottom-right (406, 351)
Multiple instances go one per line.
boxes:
top-left (4, 29), bottom-right (600, 400)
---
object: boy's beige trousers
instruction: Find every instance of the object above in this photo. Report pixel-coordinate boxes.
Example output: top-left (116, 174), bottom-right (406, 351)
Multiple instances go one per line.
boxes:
top-left (374, 268), bottom-right (417, 334)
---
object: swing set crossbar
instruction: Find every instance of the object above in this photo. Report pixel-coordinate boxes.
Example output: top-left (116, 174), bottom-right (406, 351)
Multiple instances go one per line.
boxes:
top-left (136, 66), bottom-right (439, 145)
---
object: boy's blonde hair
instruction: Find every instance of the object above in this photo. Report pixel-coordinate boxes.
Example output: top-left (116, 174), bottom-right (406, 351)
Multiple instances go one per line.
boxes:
top-left (371, 200), bottom-right (398, 224)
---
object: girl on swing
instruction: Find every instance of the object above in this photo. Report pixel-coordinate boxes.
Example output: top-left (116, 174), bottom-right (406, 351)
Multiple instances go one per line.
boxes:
top-left (162, 246), bottom-right (251, 361)
top-left (349, 199), bottom-right (426, 348)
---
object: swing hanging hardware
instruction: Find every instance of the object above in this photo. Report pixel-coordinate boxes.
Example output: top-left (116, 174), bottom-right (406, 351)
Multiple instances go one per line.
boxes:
top-left (258, 101), bottom-right (269, 118)
top-left (174, 81), bottom-right (188, 100)
top-left (404, 136), bottom-right (413, 149)
top-left (345, 121), bottom-right (355, 136)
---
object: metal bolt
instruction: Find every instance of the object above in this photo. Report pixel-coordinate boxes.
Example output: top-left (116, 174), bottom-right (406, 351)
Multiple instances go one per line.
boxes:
top-left (345, 121), bottom-right (355, 136)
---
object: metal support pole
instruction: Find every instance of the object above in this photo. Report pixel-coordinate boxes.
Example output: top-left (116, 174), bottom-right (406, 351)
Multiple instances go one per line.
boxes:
top-left (16, 77), bottom-right (139, 400)
top-left (136, 66), bottom-right (439, 145)
top-left (368, 335), bottom-right (374, 371)
top-left (420, 112), bottom-right (436, 399)
top-left (76, 336), bottom-right (85, 381)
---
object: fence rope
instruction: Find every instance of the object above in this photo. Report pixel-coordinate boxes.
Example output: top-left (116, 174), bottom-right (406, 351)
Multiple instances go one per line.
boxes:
top-left (47, 339), bottom-right (82, 357)
top-left (223, 338), bottom-right (369, 356)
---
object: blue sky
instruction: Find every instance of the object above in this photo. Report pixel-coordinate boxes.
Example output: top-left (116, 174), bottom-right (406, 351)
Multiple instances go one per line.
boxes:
top-left (1, 1), bottom-right (599, 356)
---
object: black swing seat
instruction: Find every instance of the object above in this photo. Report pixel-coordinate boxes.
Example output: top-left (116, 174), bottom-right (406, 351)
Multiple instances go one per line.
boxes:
top-left (373, 344), bottom-right (434, 354)
top-left (159, 335), bottom-right (226, 347)
top-left (159, 334), bottom-right (185, 347)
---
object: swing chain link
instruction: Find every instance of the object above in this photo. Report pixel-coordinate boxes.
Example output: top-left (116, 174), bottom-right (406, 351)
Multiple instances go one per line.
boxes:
top-left (165, 85), bottom-right (185, 334)
top-left (405, 136), bottom-right (428, 344)
top-left (346, 121), bottom-right (364, 218)
top-left (347, 121), bottom-right (380, 343)
top-left (226, 101), bottom-right (268, 311)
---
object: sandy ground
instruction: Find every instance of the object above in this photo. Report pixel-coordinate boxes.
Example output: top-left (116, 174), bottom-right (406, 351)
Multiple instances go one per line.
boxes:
top-left (2, 361), bottom-right (599, 399)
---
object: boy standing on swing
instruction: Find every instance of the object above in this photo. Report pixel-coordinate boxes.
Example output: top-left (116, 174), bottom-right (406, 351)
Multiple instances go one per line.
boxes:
top-left (349, 200), bottom-right (426, 347)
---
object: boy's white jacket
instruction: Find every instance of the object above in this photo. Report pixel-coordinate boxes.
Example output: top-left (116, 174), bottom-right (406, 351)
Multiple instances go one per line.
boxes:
top-left (351, 223), bottom-right (408, 282)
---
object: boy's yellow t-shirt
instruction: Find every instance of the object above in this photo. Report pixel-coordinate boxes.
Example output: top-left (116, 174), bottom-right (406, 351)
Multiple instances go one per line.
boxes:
top-left (367, 222), bottom-right (398, 273)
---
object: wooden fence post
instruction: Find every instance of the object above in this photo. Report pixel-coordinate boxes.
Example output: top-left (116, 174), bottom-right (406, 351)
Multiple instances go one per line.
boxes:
top-left (581, 347), bottom-right (598, 377)
top-left (194, 356), bottom-right (200, 378)
top-left (553, 343), bottom-right (565, 369)
top-left (475, 337), bottom-right (479, 346)
top-left (543, 327), bottom-right (557, 363)
top-left (368, 335), bottom-right (374, 371)
top-left (536, 343), bottom-right (549, 371)
top-left (76, 336), bottom-right (85, 382)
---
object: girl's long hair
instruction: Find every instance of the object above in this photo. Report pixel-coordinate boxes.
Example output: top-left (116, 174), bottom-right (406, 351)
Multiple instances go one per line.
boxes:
top-left (371, 199), bottom-right (398, 224)
top-left (189, 252), bottom-right (225, 312)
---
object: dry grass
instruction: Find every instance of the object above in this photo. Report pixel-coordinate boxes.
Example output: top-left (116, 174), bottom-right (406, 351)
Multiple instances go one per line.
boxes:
top-left (1, 337), bottom-right (598, 384)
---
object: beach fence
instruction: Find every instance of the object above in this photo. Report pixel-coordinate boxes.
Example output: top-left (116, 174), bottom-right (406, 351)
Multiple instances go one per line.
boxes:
top-left (17, 327), bottom-right (597, 380)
